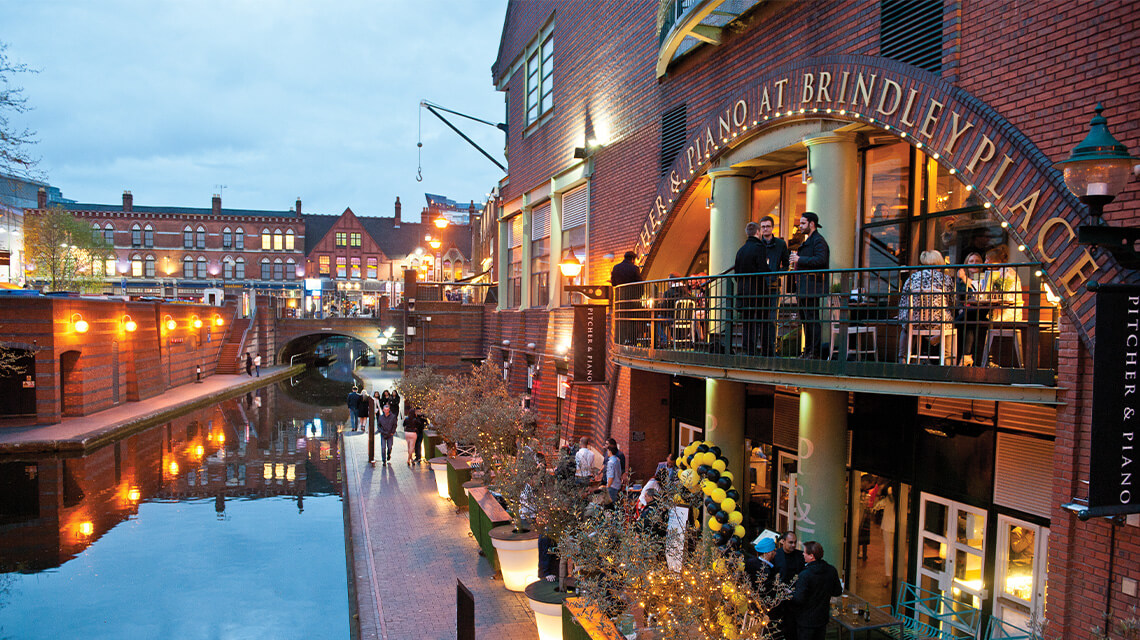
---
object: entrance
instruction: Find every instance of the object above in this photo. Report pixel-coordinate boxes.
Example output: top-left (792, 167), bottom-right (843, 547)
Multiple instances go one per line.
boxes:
top-left (60, 350), bottom-right (81, 416)
top-left (917, 493), bottom-right (987, 619)
top-left (848, 475), bottom-right (911, 608)
top-left (994, 515), bottom-right (1048, 629)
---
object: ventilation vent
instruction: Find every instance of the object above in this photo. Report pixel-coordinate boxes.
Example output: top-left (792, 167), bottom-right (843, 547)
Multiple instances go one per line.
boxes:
top-left (880, 0), bottom-right (944, 74)
top-left (659, 103), bottom-right (688, 177)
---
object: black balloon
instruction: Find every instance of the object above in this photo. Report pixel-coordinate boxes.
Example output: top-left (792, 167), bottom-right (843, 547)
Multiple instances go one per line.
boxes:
top-left (730, 535), bottom-right (742, 546)
top-left (725, 489), bottom-right (740, 502)
top-left (709, 446), bottom-right (722, 457)
top-left (715, 510), bottom-right (729, 524)
top-left (697, 444), bottom-right (709, 453)
top-left (717, 476), bottom-right (732, 490)
top-left (705, 498), bottom-right (719, 514)
top-left (697, 464), bottom-right (711, 476)
top-left (705, 468), bottom-right (720, 482)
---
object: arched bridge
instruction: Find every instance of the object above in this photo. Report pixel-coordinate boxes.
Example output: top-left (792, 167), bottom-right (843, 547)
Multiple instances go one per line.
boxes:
top-left (275, 317), bottom-right (403, 361)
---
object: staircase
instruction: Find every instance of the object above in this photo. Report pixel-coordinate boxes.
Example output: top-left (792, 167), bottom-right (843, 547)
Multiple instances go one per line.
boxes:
top-left (216, 318), bottom-right (251, 374)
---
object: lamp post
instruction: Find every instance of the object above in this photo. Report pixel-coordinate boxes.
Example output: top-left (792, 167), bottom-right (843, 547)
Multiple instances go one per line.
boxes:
top-left (1054, 103), bottom-right (1140, 268)
top-left (429, 236), bottom-right (442, 282)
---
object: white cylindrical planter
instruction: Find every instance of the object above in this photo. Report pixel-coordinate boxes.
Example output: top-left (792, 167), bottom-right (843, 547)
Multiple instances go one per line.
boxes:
top-left (524, 580), bottom-right (569, 640)
top-left (489, 525), bottom-right (540, 592)
top-left (429, 457), bottom-right (450, 499)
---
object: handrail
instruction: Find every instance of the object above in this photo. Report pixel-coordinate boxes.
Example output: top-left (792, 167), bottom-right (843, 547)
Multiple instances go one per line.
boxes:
top-left (290, 353), bottom-right (303, 367)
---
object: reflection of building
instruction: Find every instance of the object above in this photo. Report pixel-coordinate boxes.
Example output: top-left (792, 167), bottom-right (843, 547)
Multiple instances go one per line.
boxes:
top-left (478, 2), bottom-right (1139, 637)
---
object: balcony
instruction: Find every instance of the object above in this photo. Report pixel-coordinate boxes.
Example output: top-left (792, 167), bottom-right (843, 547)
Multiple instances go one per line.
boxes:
top-left (657, 0), bottom-right (767, 78)
top-left (612, 264), bottom-right (1059, 403)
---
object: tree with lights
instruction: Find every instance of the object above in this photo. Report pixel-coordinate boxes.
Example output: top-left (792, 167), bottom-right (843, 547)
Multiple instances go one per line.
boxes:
top-left (23, 205), bottom-right (107, 292)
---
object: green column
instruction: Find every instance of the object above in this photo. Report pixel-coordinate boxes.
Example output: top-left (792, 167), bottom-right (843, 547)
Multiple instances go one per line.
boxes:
top-left (497, 216), bottom-right (510, 310)
top-left (520, 207), bottom-right (533, 308)
top-left (704, 168), bottom-right (751, 502)
top-left (797, 132), bottom-right (857, 562)
top-left (548, 191), bottom-right (564, 310)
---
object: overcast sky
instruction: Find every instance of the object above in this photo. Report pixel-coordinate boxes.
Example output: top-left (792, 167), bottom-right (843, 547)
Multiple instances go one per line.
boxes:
top-left (2, 0), bottom-right (508, 217)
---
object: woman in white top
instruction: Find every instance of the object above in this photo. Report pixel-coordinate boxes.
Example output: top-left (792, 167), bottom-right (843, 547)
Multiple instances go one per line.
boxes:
top-left (897, 250), bottom-right (956, 358)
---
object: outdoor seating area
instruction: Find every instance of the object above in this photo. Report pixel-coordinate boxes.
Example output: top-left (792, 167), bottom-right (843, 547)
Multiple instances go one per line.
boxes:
top-left (876, 582), bottom-right (981, 640)
top-left (612, 263), bottom-right (1058, 387)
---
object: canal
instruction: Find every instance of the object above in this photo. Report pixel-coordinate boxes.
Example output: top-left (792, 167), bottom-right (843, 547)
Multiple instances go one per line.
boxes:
top-left (0, 357), bottom-right (367, 639)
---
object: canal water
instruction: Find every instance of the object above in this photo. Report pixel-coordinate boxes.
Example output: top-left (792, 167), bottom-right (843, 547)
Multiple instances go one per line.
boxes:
top-left (0, 343), bottom-right (373, 640)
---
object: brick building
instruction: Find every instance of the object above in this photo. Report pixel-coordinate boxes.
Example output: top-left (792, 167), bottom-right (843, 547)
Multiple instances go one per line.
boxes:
top-left (477, 1), bottom-right (1140, 636)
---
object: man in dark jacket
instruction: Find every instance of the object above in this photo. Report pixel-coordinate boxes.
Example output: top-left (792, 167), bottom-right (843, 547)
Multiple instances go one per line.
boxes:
top-left (610, 250), bottom-right (642, 286)
top-left (790, 212), bottom-right (830, 358)
top-left (758, 216), bottom-right (790, 355)
top-left (347, 387), bottom-right (362, 432)
top-left (611, 251), bottom-right (644, 345)
top-left (377, 403), bottom-right (399, 465)
top-left (773, 530), bottom-right (805, 640)
top-left (734, 221), bottom-right (770, 355)
top-left (792, 541), bottom-right (843, 640)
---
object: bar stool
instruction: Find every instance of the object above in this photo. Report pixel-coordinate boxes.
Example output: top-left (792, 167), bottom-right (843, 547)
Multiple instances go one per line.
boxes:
top-left (982, 326), bottom-right (1023, 367)
top-left (905, 326), bottom-right (957, 365)
top-left (829, 324), bottom-right (878, 360)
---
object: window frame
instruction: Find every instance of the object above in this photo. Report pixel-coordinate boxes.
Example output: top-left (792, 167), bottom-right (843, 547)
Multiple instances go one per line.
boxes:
top-left (222, 227), bottom-right (233, 249)
top-left (235, 227), bottom-right (245, 250)
top-left (183, 226), bottom-right (194, 249)
top-left (143, 224), bottom-right (154, 248)
top-left (524, 25), bottom-right (555, 127)
top-left (131, 224), bottom-right (142, 248)
top-left (196, 226), bottom-right (206, 250)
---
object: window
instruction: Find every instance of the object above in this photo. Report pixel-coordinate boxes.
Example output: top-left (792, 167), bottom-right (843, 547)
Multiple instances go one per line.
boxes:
top-left (559, 185), bottom-right (588, 305)
top-left (144, 225), bottom-right (154, 248)
top-left (104, 224), bottom-right (115, 245)
top-left (196, 226), bottom-right (206, 249)
top-left (261, 228), bottom-right (271, 251)
top-left (197, 257), bottom-right (208, 279)
top-left (507, 214), bottom-right (523, 307)
top-left (131, 255), bottom-right (143, 277)
top-left (335, 232), bottom-right (347, 247)
top-left (261, 259), bottom-right (271, 280)
top-left (131, 224), bottom-right (142, 247)
top-left (183, 256), bottom-right (194, 278)
top-left (92, 224), bottom-right (102, 244)
top-left (526, 30), bottom-right (554, 125)
top-left (531, 203), bottom-right (551, 307)
top-left (285, 229), bottom-right (295, 251)
top-left (224, 258), bottom-right (234, 280)
top-left (183, 226), bottom-right (194, 249)
top-left (104, 255), bottom-right (116, 276)
top-left (336, 257), bottom-right (347, 278)
top-left (144, 255), bottom-right (155, 278)
top-left (286, 259), bottom-right (297, 280)
top-left (223, 227), bottom-right (233, 248)
top-left (319, 255), bottom-right (330, 275)
top-left (273, 229), bottom-right (283, 251)
top-left (235, 258), bottom-right (245, 279)
top-left (351, 257), bottom-right (361, 279)
top-left (235, 227), bottom-right (245, 249)
top-left (273, 259), bottom-right (284, 281)
top-left (350, 232), bottom-right (361, 247)
top-left (366, 258), bottom-right (377, 280)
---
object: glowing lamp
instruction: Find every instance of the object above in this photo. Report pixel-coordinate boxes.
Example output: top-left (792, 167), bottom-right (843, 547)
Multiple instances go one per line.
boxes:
top-left (214, 315), bottom-right (224, 327)
top-left (526, 590), bottom-right (565, 640)
top-left (163, 315), bottom-right (177, 331)
top-left (71, 313), bottom-right (89, 334)
top-left (429, 238), bottom-right (442, 250)
top-left (192, 315), bottom-right (203, 329)
top-left (433, 213), bottom-right (450, 229)
top-left (559, 253), bottom-right (583, 278)
top-left (217, 433), bottom-right (225, 444)
top-left (78, 521), bottom-right (94, 536)
top-left (195, 445), bottom-right (205, 457)
top-left (168, 461), bottom-right (179, 475)
top-left (430, 459), bottom-right (450, 499)
top-left (122, 315), bottom-right (137, 332)
top-left (1054, 104), bottom-right (1138, 215)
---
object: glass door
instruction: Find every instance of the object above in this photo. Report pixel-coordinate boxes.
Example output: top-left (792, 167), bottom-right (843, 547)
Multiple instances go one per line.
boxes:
top-left (994, 516), bottom-right (1048, 630)
top-left (916, 493), bottom-right (987, 627)
top-left (776, 451), bottom-right (798, 533)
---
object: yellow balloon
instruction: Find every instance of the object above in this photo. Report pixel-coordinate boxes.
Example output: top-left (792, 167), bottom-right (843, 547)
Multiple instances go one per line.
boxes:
top-left (709, 519), bottom-right (723, 531)
top-left (712, 488), bottom-right (727, 503)
top-left (712, 459), bottom-right (727, 472)
top-left (728, 511), bottom-right (743, 525)
top-left (704, 452), bottom-right (718, 467)
top-left (721, 498), bottom-right (737, 513)
top-left (677, 458), bottom-right (688, 470)
top-left (702, 479), bottom-right (716, 495)
top-left (720, 470), bottom-right (734, 482)
top-left (679, 468), bottom-right (697, 489)
top-left (734, 525), bottom-right (746, 538)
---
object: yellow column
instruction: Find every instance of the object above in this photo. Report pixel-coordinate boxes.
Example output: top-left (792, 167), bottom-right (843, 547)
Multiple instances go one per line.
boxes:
top-left (803, 132), bottom-right (858, 268)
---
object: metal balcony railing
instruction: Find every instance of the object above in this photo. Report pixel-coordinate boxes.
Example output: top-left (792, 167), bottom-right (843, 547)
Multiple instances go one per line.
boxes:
top-left (613, 263), bottom-right (1058, 387)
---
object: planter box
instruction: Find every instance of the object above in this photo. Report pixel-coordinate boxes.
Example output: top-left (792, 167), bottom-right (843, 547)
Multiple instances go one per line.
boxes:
top-left (489, 524), bottom-right (539, 592)
top-left (525, 579), bottom-right (575, 640)
top-left (428, 456), bottom-right (450, 499)
top-left (468, 486), bottom-right (511, 574)
top-left (446, 456), bottom-right (474, 509)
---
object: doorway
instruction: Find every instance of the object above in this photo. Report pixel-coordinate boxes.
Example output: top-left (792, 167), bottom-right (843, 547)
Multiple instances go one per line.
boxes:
top-left (60, 350), bottom-right (82, 416)
top-left (916, 493), bottom-right (987, 625)
top-left (993, 515), bottom-right (1048, 629)
top-left (849, 475), bottom-right (911, 608)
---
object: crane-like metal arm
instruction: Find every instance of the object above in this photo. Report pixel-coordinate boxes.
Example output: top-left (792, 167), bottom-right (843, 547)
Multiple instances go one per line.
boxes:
top-left (419, 101), bottom-right (507, 173)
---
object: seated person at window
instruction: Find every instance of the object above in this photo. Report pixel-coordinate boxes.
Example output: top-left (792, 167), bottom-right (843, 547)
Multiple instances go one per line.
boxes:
top-left (980, 244), bottom-right (1023, 323)
top-left (897, 250), bottom-right (956, 358)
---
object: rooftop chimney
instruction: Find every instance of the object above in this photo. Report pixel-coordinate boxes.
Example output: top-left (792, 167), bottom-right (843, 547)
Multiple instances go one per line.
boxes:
top-left (394, 196), bottom-right (401, 227)
top-left (37, 188), bottom-right (47, 209)
top-left (295, 197), bottom-right (302, 216)
top-left (123, 190), bottom-right (133, 212)
top-left (212, 194), bottom-right (221, 215)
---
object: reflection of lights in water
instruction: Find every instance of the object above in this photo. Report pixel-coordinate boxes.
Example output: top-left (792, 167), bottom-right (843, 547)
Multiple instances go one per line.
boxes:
top-left (286, 465), bottom-right (296, 481)
top-left (168, 461), bottom-right (179, 475)
top-left (263, 464), bottom-right (273, 480)
top-left (128, 488), bottom-right (141, 501)
top-left (276, 463), bottom-right (285, 480)
top-left (78, 521), bottom-right (94, 536)
top-left (217, 433), bottom-right (225, 443)
top-left (196, 445), bottom-right (205, 457)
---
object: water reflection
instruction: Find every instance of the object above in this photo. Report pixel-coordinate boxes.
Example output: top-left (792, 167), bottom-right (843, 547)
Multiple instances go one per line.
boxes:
top-left (0, 369), bottom-right (354, 639)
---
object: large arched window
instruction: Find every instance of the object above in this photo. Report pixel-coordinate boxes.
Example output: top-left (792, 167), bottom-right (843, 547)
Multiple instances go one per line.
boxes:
top-left (196, 225), bottom-right (206, 249)
top-left (182, 256), bottom-right (194, 278)
top-left (273, 258), bottom-right (284, 280)
top-left (104, 253), bottom-right (117, 276)
top-left (223, 256), bottom-right (234, 280)
top-left (131, 254), bottom-right (143, 277)
top-left (144, 255), bottom-right (156, 278)
top-left (131, 224), bottom-right (142, 247)
top-left (104, 223), bottom-right (115, 246)
top-left (235, 257), bottom-right (245, 279)
top-left (235, 227), bottom-right (245, 250)
top-left (143, 224), bottom-right (154, 248)
top-left (92, 223), bottom-right (102, 244)
top-left (222, 227), bottom-right (233, 249)
top-left (285, 229), bottom-right (295, 251)
top-left (261, 228), bottom-right (272, 251)
top-left (196, 256), bottom-right (208, 279)
top-left (260, 258), bottom-right (271, 280)
top-left (286, 258), bottom-right (297, 280)
top-left (183, 226), bottom-right (194, 249)
top-left (273, 229), bottom-right (283, 251)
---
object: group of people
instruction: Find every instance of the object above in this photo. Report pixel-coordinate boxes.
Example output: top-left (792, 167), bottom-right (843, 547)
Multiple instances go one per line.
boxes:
top-left (747, 532), bottom-right (844, 640)
top-left (243, 352), bottom-right (262, 377)
top-left (346, 386), bottom-right (412, 465)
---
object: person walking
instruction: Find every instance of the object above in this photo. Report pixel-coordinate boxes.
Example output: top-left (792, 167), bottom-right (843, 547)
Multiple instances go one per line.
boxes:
top-left (758, 216), bottom-right (790, 355)
top-left (604, 445), bottom-right (623, 507)
top-left (389, 389), bottom-right (402, 420)
top-left (367, 391), bottom-right (379, 464)
top-left (789, 212), bottom-right (830, 358)
top-left (734, 221), bottom-right (771, 355)
top-left (245, 352), bottom-right (253, 377)
top-left (346, 387), bottom-right (362, 432)
top-left (377, 403), bottom-right (398, 465)
top-left (606, 437), bottom-right (627, 484)
top-left (403, 407), bottom-right (425, 464)
top-left (575, 437), bottom-right (597, 485)
top-left (253, 353), bottom-right (262, 377)
top-left (792, 541), bottom-right (843, 640)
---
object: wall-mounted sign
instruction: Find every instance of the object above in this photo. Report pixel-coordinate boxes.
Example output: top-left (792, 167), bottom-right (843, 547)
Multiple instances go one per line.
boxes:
top-left (169, 337), bottom-right (185, 345)
top-left (1088, 284), bottom-right (1140, 516)
top-left (573, 304), bottom-right (606, 384)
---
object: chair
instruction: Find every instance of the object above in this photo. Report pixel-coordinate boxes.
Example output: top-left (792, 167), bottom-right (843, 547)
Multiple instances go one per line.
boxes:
top-left (829, 324), bottom-right (878, 360)
top-left (982, 326), bottom-right (1023, 367)
top-left (672, 298), bottom-right (697, 349)
top-left (905, 325), bottom-right (957, 365)
top-left (984, 616), bottom-right (1035, 640)
top-left (878, 582), bottom-right (981, 640)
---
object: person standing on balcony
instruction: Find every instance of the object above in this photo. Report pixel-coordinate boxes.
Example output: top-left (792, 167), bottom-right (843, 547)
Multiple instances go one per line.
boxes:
top-left (758, 216), bottom-right (790, 355)
top-left (611, 251), bottom-right (644, 347)
top-left (734, 222), bottom-right (771, 356)
top-left (789, 212), bottom-right (830, 358)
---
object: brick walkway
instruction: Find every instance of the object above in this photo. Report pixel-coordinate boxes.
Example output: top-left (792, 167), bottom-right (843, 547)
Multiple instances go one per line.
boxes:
top-left (343, 425), bottom-right (538, 640)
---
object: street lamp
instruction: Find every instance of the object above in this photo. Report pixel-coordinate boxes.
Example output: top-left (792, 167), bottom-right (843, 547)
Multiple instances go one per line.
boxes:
top-left (433, 212), bottom-right (450, 229)
top-left (1055, 103), bottom-right (1140, 268)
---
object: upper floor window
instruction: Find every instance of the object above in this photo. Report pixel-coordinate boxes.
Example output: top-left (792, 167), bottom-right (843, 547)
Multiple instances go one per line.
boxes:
top-left (143, 224), bottom-right (154, 248)
top-left (261, 258), bottom-right (271, 280)
top-left (195, 226), bottom-right (206, 249)
top-left (350, 232), bottom-right (362, 247)
top-left (104, 254), bottom-right (116, 276)
top-left (319, 255), bottom-right (330, 275)
top-left (336, 232), bottom-right (347, 248)
top-left (336, 257), bottom-right (347, 279)
top-left (286, 259), bottom-right (297, 280)
top-left (526, 30), bottom-right (554, 125)
top-left (285, 229), bottom-right (295, 251)
top-left (92, 224), bottom-right (102, 244)
top-left (235, 227), bottom-right (245, 250)
top-left (131, 224), bottom-right (142, 247)
top-left (273, 229), bottom-right (284, 251)
top-left (224, 257), bottom-right (234, 280)
top-left (197, 257), bottom-right (208, 279)
top-left (235, 257), bottom-right (245, 279)
top-left (131, 255), bottom-right (143, 277)
top-left (272, 259), bottom-right (284, 281)
top-left (261, 228), bottom-right (272, 251)
top-left (366, 258), bottom-right (377, 280)
top-left (350, 257), bottom-right (361, 279)
top-left (103, 224), bottom-right (115, 246)
top-left (183, 226), bottom-right (194, 249)
top-left (183, 256), bottom-right (194, 278)
top-left (144, 255), bottom-right (155, 278)
top-left (222, 227), bottom-right (233, 249)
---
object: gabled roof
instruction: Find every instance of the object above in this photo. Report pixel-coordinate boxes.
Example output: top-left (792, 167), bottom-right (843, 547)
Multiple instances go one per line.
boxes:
top-left (302, 212), bottom-right (473, 260)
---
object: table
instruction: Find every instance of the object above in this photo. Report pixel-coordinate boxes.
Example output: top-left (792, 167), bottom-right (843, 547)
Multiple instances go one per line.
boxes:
top-left (831, 595), bottom-right (904, 640)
